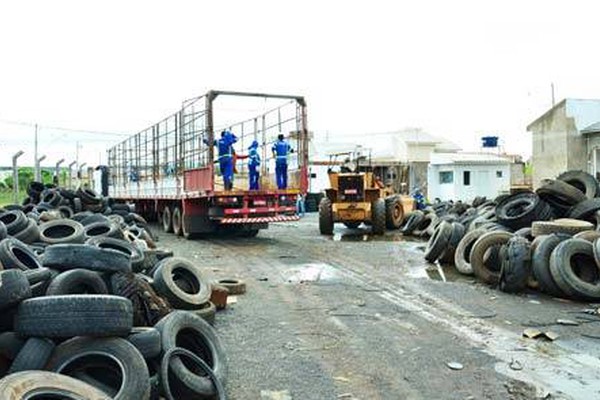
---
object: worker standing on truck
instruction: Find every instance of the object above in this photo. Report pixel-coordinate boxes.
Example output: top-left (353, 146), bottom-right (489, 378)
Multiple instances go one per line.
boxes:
top-left (247, 140), bottom-right (261, 190)
top-left (205, 130), bottom-right (238, 190)
top-left (272, 134), bottom-right (293, 189)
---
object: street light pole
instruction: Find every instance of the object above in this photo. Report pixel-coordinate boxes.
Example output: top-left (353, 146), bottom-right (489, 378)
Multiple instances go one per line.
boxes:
top-left (68, 161), bottom-right (77, 189)
top-left (55, 158), bottom-right (65, 186)
top-left (35, 154), bottom-right (46, 182)
top-left (12, 151), bottom-right (24, 204)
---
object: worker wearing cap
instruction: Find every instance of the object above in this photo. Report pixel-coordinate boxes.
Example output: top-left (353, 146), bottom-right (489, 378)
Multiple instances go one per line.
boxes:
top-left (247, 140), bottom-right (261, 190)
top-left (272, 134), bottom-right (293, 189)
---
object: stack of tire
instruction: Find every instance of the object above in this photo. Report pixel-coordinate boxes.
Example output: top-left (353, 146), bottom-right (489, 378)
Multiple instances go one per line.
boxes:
top-left (423, 170), bottom-right (600, 302)
top-left (0, 183), bottom-right (227, 399)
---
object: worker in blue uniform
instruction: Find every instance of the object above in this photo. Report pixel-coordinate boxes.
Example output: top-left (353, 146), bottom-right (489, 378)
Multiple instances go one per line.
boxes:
top-left (272, 134), bottom-right (294, 189)
top-left (206, 130), bottom-right (238, 190)
top-left (247, 140), bottom-right (261, 190)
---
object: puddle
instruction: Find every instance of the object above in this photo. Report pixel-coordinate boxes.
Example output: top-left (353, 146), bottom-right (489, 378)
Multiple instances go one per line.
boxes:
top-left (285, 263), bottom-right (339, 284)
top-left (332, 230), bottom-right (425, 243)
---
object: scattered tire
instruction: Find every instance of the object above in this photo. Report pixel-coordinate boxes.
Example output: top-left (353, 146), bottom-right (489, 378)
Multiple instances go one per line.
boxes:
top-left (45, 269), bottom-right (109, 296)
top-left (217, 278), bottom-right (246, 295)
top-left (153, 257), bottom-right (211, 309)
top-left (536, 179), bottom-right (586, 216)
top-left (8, 337), bottom-right (55, 373)
top-left (0, 371), bottom-right (111, 400)
top-left (454, 228), bottom-right (486, 275)
top-left (0, 237), bottom-right (43, 270)
top-left (194, 301), bottom-right (217, 325)
top-left (86, 236), bottom-right (144, 271)
top-left (401, 211), bottom-right (424, 235)
top-left (15, 295), bottom-right (133, 338)
top-left (47, 336), bottom-right (150, 400)
top-left (557, 170), bottom-right (599, 199)
top-left (569, 198), bottom-right (600, 221)
top-left (499, 236), bottom-right (531, 293)
top-left (127, 327), bottom-right (162, 359)
top-left (412, 213), bottom-right (438, 237)
top-left (550, 239), bottom-right (600, 300)
top-left (439, 222), bottom-right (466, 264)
top-left (0, 210), bottom-right (28, 235)
top-left (470, 231), bottom-right (514, 284)
top-left (371, 198), bottom-right (386, 235)
top-left (39, 219), bottom-right (85, 244)
top-left (424, 221), bottom-right (452, 263)
top-left (532, 218), bottom-right (593, 237)
top-left (80, 213), bottom-right (110, 226)
top-left (0, 270), bottom-right (31, 310)
top-left (84, 221), bottom-right (120, 239)
top-left (496, 192), bottom-right (551, 230)
top-left (154, 310), bottom-right (227, 398)
top-left (532, 234), bottom-right (570, 297)
top-left (42, 244), bottom-right (132, 273)
top-left (11, 218), bottom-right (40, 244)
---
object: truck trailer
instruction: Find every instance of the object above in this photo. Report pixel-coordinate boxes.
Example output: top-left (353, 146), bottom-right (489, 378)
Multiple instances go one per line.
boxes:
top-left (107, 90), bottom-right (308, 238)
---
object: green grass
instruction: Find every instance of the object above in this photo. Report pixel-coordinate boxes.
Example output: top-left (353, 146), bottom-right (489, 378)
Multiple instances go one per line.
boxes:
top-left (0, 190), bottom-right (26, 207)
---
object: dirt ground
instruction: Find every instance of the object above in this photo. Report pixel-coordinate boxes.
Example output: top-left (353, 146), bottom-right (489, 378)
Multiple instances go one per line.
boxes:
top-left (158, 214), bottom-right (600, 400)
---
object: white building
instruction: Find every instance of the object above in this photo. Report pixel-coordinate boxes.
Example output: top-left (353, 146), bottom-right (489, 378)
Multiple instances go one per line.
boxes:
top-left (427, 152), bottom-right (511, 202)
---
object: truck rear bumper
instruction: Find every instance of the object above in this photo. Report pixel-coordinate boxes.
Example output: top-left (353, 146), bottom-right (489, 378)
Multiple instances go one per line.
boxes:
top-left (220, 215), bottom-right (300, 224)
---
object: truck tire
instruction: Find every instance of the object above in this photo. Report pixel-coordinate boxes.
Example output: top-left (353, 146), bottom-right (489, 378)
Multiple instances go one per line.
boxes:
top-left (84, 221), bottom-right (120, 240)
top-left (557, 170), bottom-right (599, 199)
top-left (470, 231), bottom-right (514, 284)
top-left (42, 244), bottom-right (131, 273)
top-left (153, 257), bottom-right (211, 309)
top-left (424, 221), bottom-right (452, 263)
top-left (47, 336), bottom-right (150, 400)
top-left (15, 295), bottom-right (133, 338)
top-left (550, 239), bottom-right (600, 300)
top-left (11, 218), bottom-right (39, 244)
top-left (371, 198), bottom-right (386, 235)
top-left (568, 198), bottom-right (600, 221)
top-left (536, 179), bottom-right (586, 217)
top-left (86, 237), bottom-right (144, 272)
top-left (0, 238), bottom-right (43, 271)
top-left (172, 206), bottom-right (183, 236)
top-left (194, 301), bottom-right (217, 325)
top-left (162, 207), bottom-right (173, 233)
top-left (154, 310), bottom-right (227, 398)
top-left (499, 236), bottom-right (531, 293)
top-left (318, 198), bottom-right (334, 235)
top-left (39, 220), bottom-right (86, 245)
top-left (496, 192), bottom-right (550, 230)
top-left (385, 195), bottom-right (404, 229)
top-left (532, 234), bottom-right (570, 297)
top-left (412, 213), bottom-right (437, 237)
top-left (45, 269), bottom-right (109, 296)
top-left (0, 371), bottom-right (111, 400)
top-left (8, 337), bottom-right (55, 373)
top-left (0, 210), bottom-right (28, 235)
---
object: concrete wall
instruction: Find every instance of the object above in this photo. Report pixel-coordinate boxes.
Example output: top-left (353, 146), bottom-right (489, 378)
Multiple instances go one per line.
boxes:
top-left (407, 143), bottom-right (436, 162)
top-left (428, 163), bottom-right (510, 202)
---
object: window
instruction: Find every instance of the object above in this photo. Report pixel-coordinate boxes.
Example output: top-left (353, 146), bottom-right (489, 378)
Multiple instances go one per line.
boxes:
top-left (439, 171), bottom-right (453, 184)
top-left (463, 171), bottom-right (471, 186)
top-left (496, 170), bottom-right (503, 178)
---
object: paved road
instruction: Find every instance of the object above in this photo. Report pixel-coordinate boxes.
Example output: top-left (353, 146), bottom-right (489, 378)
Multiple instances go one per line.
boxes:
top-left (158, 214), bottom-right (600, 400)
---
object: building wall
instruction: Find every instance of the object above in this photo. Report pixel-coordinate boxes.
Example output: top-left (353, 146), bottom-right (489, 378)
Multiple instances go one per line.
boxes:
top-left (428, 163), bottom-right (510, 202)
top-left (409, 161), bottom-right (429, 196)
top-left (530, 102), bottom-right (570, 188)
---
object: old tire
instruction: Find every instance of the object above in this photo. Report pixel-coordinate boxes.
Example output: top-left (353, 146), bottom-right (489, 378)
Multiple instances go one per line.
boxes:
top-left (127, 327), bottom-right (161, 359)
top-left (499, 236), bottom-right (532, 293)
top-left (162, 207), bottom-right (173, 233)
top-left (424, 221), bottom-right (452, 263)
top-left (194, 301), bottom-right (217, 326)
top-left (15, 295), bottom-right (133, 338)
top-left (84, 221), bottom-right (120, 240)
top-left (574, 230), bottom-right (600, 242)
top-left (47, 336), bottom-right (150, 400)
top-left (216, 278), bottom-right (246, 295)
top-left (11, 218), bottom-right (40, 244)
top-left (42, 244), bottom-right (132, 273)
top-left (0, 237), bottom-right (43, 270)
top-left (8, 337), bottom-right (55, 373)
top-left (412, 213), bottom-right (438, 237)
top-left (39, 219), bottom-right (85, 245)
top-left (496, 192), bottom-right (551, 230)
top-left (454, 228), bottom-right (486, 275)
top-left (532, 218), bottom-right (593, 237)
top-left (153, 257), bottom-right (211, 309)
top-left (470, 231), bottom-right (514, 284)
top-left (385, 196), bottom-right (404, 229)
top-left (0, 270), bottom-right (31, 310)
top-left (86, 236), bottom-right (145, 272)
top-left (155, 310), bottom-right (227, 398)
top-left (0, 210), bottom-right (28, 236)
top-left (401, 211), bottom-right (424, 235)
top-left (557, 170), bottom-right (599, 199)
top-left (318, 198), bottom-right (334, 235)
top-left (550, 239), bottom-right (600, 300)
top-left (532, 234), bottom-right (571, 297)
top-left (439, 222), bottom-right (466, 263)
top-left (569, 198), bottom-right (600, 221)
top-left (536, 179), bottom-right (586, 216)
top-left (0, 371), bottom-right (111, 400)
top-left (45, 269), bottom-right (109, 296)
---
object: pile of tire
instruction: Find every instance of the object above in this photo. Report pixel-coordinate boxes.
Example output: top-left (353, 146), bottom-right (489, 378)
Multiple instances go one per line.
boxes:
top-left (0, 182), bottom-right (226, 400)
top-left (422, 170), bottom-right (600, 302)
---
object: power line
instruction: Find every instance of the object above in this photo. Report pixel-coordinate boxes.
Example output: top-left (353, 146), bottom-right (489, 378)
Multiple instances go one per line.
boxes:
top-left (0, 117), bottom-right (130, 137)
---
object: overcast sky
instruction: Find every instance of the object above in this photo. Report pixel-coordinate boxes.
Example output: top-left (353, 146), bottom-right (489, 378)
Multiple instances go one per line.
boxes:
top-left (1, 0), bottom-right (598, 168)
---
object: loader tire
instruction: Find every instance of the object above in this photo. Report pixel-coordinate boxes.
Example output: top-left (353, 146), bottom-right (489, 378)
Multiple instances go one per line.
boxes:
top-left (318, 198), bottom-right (334, 235)
top-left (371, 198), bottom-right (386, 235)
top-left (385, 196), bottom-right (404, 229)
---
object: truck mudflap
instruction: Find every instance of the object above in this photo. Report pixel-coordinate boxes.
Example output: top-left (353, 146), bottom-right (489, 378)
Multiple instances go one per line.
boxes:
top-left (220, 215), bottom-right (300, 224)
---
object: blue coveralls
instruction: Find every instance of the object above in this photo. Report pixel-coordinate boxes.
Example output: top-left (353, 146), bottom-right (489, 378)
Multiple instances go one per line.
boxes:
top-left (248, 140), bottom-right (261, 190)
top-left (207, 131), bottom-right (238, 190)
top-left (272, 138), bottom-right (292, 189)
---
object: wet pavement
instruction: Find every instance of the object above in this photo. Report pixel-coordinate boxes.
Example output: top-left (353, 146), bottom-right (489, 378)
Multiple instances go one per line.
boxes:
top-left (157, 214), bottom-right (600, 400)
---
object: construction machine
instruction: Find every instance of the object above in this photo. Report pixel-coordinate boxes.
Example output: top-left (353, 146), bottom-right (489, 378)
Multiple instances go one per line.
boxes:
top-left (318, 149), bottom-right (412, 235)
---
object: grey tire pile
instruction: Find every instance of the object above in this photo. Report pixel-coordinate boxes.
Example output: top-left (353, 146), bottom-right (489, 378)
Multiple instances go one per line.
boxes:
top-left (0, 182), bottom-right (225, 399)
top-left (422, 170), bottom-right (600, 301)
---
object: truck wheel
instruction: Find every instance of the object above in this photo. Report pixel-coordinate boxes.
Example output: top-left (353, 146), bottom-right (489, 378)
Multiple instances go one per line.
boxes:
top-left (371, 198), bottom-right (386, 235)
top-left (385, 196), bottom-right (404, 229)
top-left (172, 206), bottom-right (182, 236)
top-left (318, 198), bottom-right (334, 235)
top-left (162, 206), bottom-right (173, 233)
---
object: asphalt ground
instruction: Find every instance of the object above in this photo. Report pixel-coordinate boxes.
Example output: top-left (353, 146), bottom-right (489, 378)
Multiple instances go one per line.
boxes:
top-left (157, 214), bottom-right (600, 400)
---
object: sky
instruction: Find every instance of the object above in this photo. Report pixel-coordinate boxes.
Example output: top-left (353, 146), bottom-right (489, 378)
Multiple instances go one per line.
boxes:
top-left (1, 0), bottom-right (599, 168)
